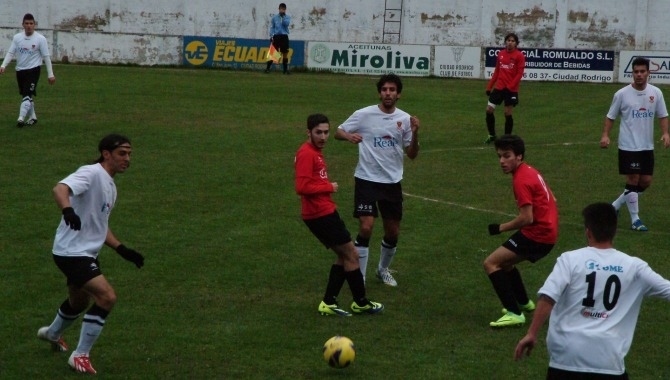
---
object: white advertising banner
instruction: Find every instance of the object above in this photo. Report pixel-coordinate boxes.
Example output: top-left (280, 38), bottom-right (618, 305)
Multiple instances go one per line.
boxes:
top-left (619, 51), bottom-right (670, 84)
top-left (433, 46), bottom-right (481, 78)
top-left (307, 42), bottom-right (430, 76)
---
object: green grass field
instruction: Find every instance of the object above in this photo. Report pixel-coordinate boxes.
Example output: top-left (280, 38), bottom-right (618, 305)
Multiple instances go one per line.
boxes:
top-left (2, 65), bottom-right (670, 379)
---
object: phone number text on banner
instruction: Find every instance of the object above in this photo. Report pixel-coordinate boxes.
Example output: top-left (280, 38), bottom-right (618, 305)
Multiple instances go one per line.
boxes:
top-left (485, 48), bottom-right (615, 83)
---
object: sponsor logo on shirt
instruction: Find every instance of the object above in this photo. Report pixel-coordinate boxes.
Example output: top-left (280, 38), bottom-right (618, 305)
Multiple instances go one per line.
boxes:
top-left (631, 107), bottom-right (654, 119)
top-left (100, 202), bottom-right (111, 215)
top-left (581, 308), bottom-right (609, 319)
top-left (373, 135), bottom-right (398, 148)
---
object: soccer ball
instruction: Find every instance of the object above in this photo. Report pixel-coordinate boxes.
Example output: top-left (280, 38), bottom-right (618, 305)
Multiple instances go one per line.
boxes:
top-left (322, 335), bottom-right (356, 368)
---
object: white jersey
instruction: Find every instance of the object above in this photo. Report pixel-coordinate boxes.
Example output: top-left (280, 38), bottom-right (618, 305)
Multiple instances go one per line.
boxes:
top-left (539, 246), bottom-right (670, 375)
top-left (2, 31), bottom-right (50, 71)
top-left (606, 83), bottom-right (668, 151)
top-left (338, 105), bottom-right (412, 184)
top-left (53, 164), bottom-right (117, 258)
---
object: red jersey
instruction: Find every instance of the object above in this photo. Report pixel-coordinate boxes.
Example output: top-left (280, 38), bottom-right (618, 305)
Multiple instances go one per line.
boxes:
top-left (512, 162), bottom-right (558, 244)
top-left (294, 141), bottom-right (336, 220)
top-left (487, 48), bottom-right (525, 93)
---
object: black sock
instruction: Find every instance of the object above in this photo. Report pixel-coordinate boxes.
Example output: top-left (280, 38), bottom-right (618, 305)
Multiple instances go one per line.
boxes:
top-left (345, 269), bottom-right (368, 306)
top-left (504, 115), bottom-right (513, 134)
top-left (323, 265), bottom-right (346, 305)
top-left (486, 113), bottom-right (495, 136)
top-left (282, 60), bottom-right (288, 72)
top-left (507, 267), bottom-right (529, 306)
top-left (488, 270), bottom-right (521, 315)
top-left (266, 60), bottom-right (272, 70)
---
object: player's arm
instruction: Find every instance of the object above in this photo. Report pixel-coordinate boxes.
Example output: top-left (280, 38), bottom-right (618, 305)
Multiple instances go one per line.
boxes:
top-left (335, 127), bottom-right (363, 144)
top-left (659, 116), bottom-right (670, 148)
top-left (106, 229), bottom-right (145, 268)
top-left (514, 294), bottom-right (555, 360)
top-left (404, 116), bottom-right (420, 159)
top-left (600, 117), bottom-right (615, 148)
top-left (500, 204), bottom-right (533, 233)
top-left (295, 153), bottom-right (335, 195)
top-left (53, 183), bottom-right (73, 209)
top-left (0, 41), bottom-right (17, 74)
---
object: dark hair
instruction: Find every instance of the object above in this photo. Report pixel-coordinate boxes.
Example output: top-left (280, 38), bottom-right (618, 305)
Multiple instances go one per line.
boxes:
top-left (376, 73), bottom-right (403, 94)
top-left (95, 134), bottom-right (131, 163)
top-left (307, 113), bottom-right (329, 130)
top-left (279, 3), bottom-right (287, 9)
top-left (632, 57), bottom-right (650, 71)
top-left (494, 134), bottom-right (525, 158)
top-left (23, 13), bottom-right (35, 22)
top-left (504, 32), bottom-right (519, 44)
top-left (582, 203), bottom-right (617, 243)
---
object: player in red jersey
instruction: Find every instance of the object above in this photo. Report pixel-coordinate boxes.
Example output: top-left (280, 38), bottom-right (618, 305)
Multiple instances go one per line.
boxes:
top-left (295, 113), bottom-right (383, 316)
top-left (485, 33), bottom-right (525, 144)
top-left (484, 135), bottom-right (558, 327)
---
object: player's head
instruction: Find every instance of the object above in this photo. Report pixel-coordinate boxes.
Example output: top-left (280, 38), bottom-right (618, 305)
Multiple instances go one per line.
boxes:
top-left (377, 74), bottom-right (403, 94)
top-left (632, 56), bottom-right (650, 71)
top-left (582, 203), bottom-right (617, 243)
top-left (306, 114), bottom-right (330, 149)
top-left (22, 13), bottom-right (36, 34)
top-left (494, 135), bottom-right (525, 174)
top-left (96, 134), bottom-right (132, 174)
top-left (504, 33), bottom-right (519, 44)
top-left (631, 57), bottom-right (650, 88)
top-left (278, 3), bottom-right (287, 12)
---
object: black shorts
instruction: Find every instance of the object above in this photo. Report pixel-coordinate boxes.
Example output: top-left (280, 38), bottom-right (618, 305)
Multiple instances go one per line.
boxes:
top-left (618, 149), bottom-right (654, 175)
top-left (304, 210), bottom-right (352, 249)
top-left (488, 88), bottom-right (519, 107)
top-left (502, 231), bottom-right (554, 263)
top-left (272, 34), bottom-right (289, 54)
top-left (547, 367), bottom-right (628, 380)
top-left (353, 177), bottom-right (403, 220)
top-left (16, 66), bottom-right (40, 97)
top-left (53, 255), bottom-right (103, 288)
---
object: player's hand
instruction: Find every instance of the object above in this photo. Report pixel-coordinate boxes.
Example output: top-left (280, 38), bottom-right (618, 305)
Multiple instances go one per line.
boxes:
top-left (62, 207), bottom-right (81, 230)
top-left (486, 90), bottom-right (491, 96)
top-left (48, 76), bottom-right (55, 85)
top-left (599, 136), bottom-right (610, 149)
top-left (331, 182), bottom-right (338, 192)
top-left (0, 67), bottom-right (5, 75)
top-left (346, 132), bottom-right (363, 144)
top-left (116, 244), bottom-right (145, 268)
top-left (488, 223), bottom-right (501, 235)
top-left (514, 334), bottom-right (536, 361)
top-left (661, 133), bottom-right (670, 148)
top-left (410, 116), bottom-right (420, 132)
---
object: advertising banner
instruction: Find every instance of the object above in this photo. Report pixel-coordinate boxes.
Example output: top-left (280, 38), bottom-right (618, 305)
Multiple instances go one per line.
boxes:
top-left (619, 51), bottom-right (670, 84)
top-left (183, 36), bottom-right (305, 70)
top-left (433, 46), bottom-right (481, 78)
top-left (307, 42), bottom-right (430, 76)
top-left (485, 47), bottom-right (615, 83)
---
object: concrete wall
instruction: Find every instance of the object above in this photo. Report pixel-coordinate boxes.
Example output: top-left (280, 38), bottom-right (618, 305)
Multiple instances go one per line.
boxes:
top-left (1, 0), bottom-right (668, 65)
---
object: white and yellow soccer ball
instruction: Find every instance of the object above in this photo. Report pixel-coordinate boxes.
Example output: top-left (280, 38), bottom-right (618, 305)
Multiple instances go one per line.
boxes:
top-left (322, 335), bottom-right (356, 369)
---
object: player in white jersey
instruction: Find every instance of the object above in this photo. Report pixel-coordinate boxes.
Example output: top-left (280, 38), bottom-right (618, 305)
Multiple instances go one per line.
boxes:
top-left (600, 57), bottom-right (670, 232)
top-left (335, 73), bottom-right (420, 286)
top-left (37, 134), bottom-right (144, 375)
top-left (0, 13), bottom-right (55, 127)
top-left (515, 202), bottom-right (670, 378)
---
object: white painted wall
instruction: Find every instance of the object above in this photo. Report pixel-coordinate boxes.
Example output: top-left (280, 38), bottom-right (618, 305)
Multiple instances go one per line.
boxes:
top-left (1, 0), bottom-right (669, 65)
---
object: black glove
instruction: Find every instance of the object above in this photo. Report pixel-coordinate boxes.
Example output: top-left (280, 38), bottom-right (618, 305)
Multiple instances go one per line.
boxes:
top-left (488, 223), bottom-right (501, 235)
top-left (116, 244), bottom-right (144, 268)
top-left (62, 207), bottom-right (81, 231)
top-left (486, 90), bottom-right (491, 96)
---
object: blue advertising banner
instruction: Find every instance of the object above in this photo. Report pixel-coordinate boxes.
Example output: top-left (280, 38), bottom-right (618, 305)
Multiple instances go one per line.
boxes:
top-left (183, 36), bottom-right (305, 70)
top-left (485, 47), bottom-right (615, 82)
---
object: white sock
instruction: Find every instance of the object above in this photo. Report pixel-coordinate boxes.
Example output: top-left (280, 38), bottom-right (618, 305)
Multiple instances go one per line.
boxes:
top-left (19, 97), bottom-right (31, 120)
top-left (76, 314), bottom-right (106, 354)
top-left (612, 191), bottom-right (627, 210)
top-left (29, 101), bottom-right (36, 120)
top-left (356, 246), bottom-right (369, 281)
top-left (379, 240), bottom-right (396, 270)
top-left (47, 311), bottom-right (79, 339)
top-left (625, 191), bottom-right (639, 223)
